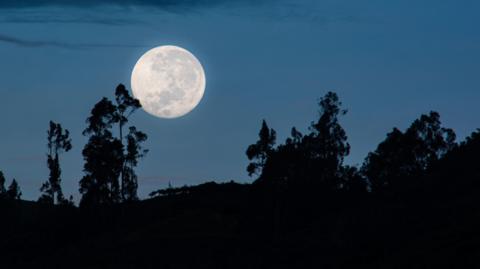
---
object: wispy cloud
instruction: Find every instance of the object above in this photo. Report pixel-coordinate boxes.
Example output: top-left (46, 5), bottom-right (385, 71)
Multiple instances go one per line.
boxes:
top-left (0, 0), bottom-right (271, 26)
top-left (0, 0), bottom-right (271, 10)
top-left (0, 0), bottom-right (381, 27)
top-left (0, 16), bottom-right (146, 26)
top-left (0, 33), bottom-right (145, 49)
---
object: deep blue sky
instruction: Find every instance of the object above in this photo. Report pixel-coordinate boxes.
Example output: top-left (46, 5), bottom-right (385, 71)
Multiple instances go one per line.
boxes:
top-left (0, 0), bottom-right (479, 201)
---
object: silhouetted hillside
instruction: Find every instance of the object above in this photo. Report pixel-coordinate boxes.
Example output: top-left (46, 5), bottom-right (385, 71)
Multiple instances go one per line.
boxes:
top-left (1, 178), bottom-right (480, 268)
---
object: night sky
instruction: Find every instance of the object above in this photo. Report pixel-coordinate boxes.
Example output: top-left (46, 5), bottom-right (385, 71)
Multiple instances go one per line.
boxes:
top-left (1, 0), bottom-right (479, 201)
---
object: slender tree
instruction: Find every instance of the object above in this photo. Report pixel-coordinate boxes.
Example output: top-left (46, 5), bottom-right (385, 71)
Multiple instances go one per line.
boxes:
top-left (113, 84), bottom-right (145, 201)
top-left (39, 121), bottom-right (72, 204)
top-left (0, 171), bottom-right (6, 199)
top-left (114, 84), bottom-right (141, 144)
top-left (121, 127), bottom-right (148, 201)
top-left (308, 92), bottom-right (349, 169)
top-left (6, 179), bottom-right (21, 200)
top-left (296, 91), bottom-right (350, 189)
top-left (246, 120), bottom-right (277, 177)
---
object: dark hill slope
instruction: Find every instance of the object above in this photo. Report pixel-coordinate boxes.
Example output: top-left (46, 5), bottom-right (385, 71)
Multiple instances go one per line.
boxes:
top-left (1, 181), bottom-right (480, 268)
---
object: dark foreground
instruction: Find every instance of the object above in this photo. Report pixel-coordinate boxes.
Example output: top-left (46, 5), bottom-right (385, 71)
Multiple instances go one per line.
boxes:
top-left (1, 181), bottom-right (480, 269)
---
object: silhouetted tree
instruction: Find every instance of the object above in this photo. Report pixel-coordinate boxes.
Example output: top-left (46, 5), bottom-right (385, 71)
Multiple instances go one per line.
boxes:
top-left (362, 128), bottom-right (405, 192)
top-left (80, 98), bottom-right (124, 206)
top-left (246, 120), bottom-right (276, 177)
top-left (0, 171), bottom-right (6, 199)
top-left (6, 179), bottom-right (21, 200)
top-left (287, 127), bottom-right (303, 145)
top-left (113, 84), bottom-right (145, 201)
top-left (423, 129), bottom-right (480, 197)
top-left (39, 121), bottom-right (72, 204)
top-left (121, 126), bottom-right (148, 201)
top-left (79, 85), bottom-right (147, 206)
top-left (304, 91), bottom-right (350, 188)
top-left (407, 111), bottom-right (456, 169)
top-left (363, 111), bottom-right (455, 193)
top-left (258, 127), bottom-right (306, 185)
top-left (114, 84), bottom-right (141, 143)
top-left (252, 92), bottom-right (351, 191)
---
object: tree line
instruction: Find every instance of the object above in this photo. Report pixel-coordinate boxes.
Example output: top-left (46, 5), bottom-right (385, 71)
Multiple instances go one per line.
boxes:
top-left (246, 91), bottom-right (470, 198)
top-left (1, 87), bottom-right (478, 206)
top-left (0, 84), bottom-right (148, 206)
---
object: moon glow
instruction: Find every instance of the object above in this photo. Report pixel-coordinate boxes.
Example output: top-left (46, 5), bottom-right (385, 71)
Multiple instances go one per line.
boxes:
top-left (131, 45), bottom-right (206, 119)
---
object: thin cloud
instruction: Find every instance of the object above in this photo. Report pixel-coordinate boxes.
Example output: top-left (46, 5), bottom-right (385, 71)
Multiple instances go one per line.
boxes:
top-left (0, 0), bottom-right (270, 10)
top-left (0, 0), bottom-right (271, 26)
top-left (0, 16), bottom-right (146, 26)
top-left (0, 8), bottom-right (153, 27)
top-left (0, 33), bottom-right (145, 49)
top-left (0, 0), bottom-right (380, 26)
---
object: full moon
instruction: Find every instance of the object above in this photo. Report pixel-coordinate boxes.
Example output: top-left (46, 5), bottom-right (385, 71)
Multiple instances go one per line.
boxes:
top-left (131, 45), bottom-right (206, 119)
